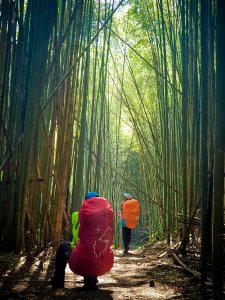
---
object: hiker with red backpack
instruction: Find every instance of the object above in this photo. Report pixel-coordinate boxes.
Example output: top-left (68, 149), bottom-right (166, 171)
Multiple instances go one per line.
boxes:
top-left (50, 192), bottom-right (114, 290)
top-left (69, 192), bottom-right (114, 289)
top-left (119, 192), bottom-right (140, 253)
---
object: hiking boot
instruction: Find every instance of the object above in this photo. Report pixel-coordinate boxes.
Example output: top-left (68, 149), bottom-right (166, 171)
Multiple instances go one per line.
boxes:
top-left (82, 284), bottom-right (99, 290)
top-left (123, 246), bottom-right (130, 253)
top-left (49, 277), bottom-right (64, 288)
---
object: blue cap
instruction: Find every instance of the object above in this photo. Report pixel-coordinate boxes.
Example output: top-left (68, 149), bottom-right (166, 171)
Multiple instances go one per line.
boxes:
top-left (85, 191), bottom-right (99, 200)
top-left (124, 192), bottom-right (132, 199)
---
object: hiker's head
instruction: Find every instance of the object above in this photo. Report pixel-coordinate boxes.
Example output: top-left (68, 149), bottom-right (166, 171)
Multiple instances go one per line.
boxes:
top-left (123, 192), bottom-right (132, 200)
top-left (85, 191), bottom-right (99, 200)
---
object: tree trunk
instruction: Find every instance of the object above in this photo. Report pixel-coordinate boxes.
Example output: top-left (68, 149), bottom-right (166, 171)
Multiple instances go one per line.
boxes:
top-left (212, 1), bottom-right (225, 298)
top-left (200, 0), bottom-right (209, 283)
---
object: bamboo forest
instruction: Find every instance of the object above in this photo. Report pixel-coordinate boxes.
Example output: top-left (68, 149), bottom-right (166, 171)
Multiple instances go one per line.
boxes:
top-left (0, 0), bottom-right (224, 299)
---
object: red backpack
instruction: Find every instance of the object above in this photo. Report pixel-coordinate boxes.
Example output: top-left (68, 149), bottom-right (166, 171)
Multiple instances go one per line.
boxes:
top-left (69, 197), bottom-right (114, 276)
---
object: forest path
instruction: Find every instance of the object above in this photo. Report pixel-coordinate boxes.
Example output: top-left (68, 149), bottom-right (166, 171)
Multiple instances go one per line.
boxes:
top-left (0, 242), bottom-right (212, 299)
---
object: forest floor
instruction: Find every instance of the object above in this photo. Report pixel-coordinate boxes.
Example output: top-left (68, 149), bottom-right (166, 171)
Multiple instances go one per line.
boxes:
top-left (0, 241), bottom-right (214, 300)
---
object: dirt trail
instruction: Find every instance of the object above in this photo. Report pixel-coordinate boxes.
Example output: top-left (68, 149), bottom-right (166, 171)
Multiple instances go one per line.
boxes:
top-left (0, 242), bottom-right (212, 299)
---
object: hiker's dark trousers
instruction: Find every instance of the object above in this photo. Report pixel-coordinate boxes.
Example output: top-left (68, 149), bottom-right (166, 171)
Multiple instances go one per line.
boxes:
top-left (52, 242), bottom-right (71, 287)
top-left (52, 242), bottom-right (98, 288)
top-left (122, 227), bottom-right (132, 251)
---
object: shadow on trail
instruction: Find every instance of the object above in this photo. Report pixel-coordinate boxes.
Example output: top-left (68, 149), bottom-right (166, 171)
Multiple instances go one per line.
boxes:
top-left (0, 250), bottom-right (56, 299)
top-left (41, 286), bottom-right (114, 300)
top-left (66, 287), bottom-right (114, 299)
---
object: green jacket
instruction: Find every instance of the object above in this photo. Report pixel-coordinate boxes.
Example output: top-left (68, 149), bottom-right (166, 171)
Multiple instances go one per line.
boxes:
top-left (71, 211), bottom-right (80, 248)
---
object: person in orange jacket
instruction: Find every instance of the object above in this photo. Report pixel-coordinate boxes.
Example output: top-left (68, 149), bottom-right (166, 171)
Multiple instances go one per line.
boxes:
top-left (119, 192), bottom-right (140, 253)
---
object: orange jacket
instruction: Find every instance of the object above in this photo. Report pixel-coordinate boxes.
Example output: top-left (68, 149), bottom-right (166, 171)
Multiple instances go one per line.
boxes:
top-left (122, 199), bottom-right (140, 229)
